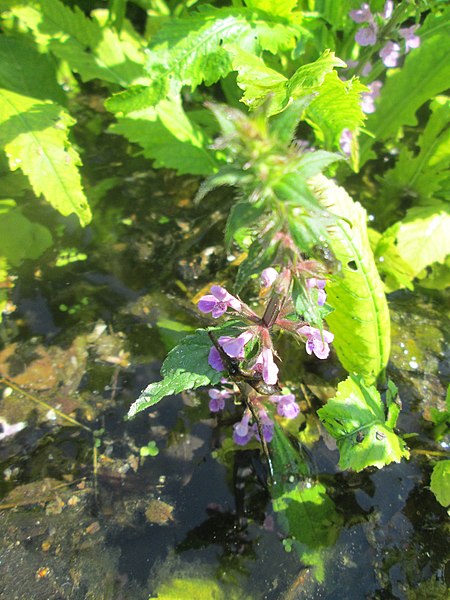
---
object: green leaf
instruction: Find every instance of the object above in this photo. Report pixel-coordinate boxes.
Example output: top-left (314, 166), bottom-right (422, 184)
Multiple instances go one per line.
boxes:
top-left (382, 202), bottom-right (450, 281)
top-left (311, 175), bottom-right (390, 383)
top-left (368, 226), bottom-right (416, 293)
top-left (109, 98), bottom-right (221, 175)
top-left (225, 199), bottom-right (266, 248)
top-left (243, 0), bottom-right (299, 18)
top-left (0, 200), bottom-right (52, 266)
top-left (272, 481), bottom-right (342, 549)
top-left (304, 71), bottom-right (367, 150)
top-left (280, 173), bottom-right (338, 259)
top-left (0, 36), bottom-right (66, 104)
top-left (232, 49), bottom-right (288, 114)
top-left (381, 96), bottom-right (450, 204)
top-left (430, 460), bottom-right (450, 507)
top-left (361, 10), bottom-right (450, 164)
top-left (8, 0), bottom-right (146, 86)
top-left (318, 375), bottom-right (410, 471)
top-left (0, 89), bottom-right (91, 225)
top-left (233, 49), bottom-right (345, 116)
top-left (152, 577), bottom-right (243, 600)
top-left (235, 234), bottom-right (280, 292)
top-left (128, 326), bottom-right (243, 417)
top-left (416, 256), bottom-right (450, 291)
top-left (117, 4), bottom-right (301, 116)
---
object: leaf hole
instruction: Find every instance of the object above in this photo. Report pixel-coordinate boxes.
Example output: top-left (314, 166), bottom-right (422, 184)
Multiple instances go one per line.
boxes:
top-left (347, 260), bottom-right (358, 271)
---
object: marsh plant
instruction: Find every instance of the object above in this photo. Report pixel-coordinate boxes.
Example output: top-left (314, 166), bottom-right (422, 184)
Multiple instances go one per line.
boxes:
top-left (0, 0), bottom-right (449, 580)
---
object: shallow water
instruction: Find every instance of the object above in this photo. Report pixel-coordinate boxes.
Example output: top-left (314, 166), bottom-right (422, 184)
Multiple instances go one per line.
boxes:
top-left (0, 105), bottom-right (449, 600)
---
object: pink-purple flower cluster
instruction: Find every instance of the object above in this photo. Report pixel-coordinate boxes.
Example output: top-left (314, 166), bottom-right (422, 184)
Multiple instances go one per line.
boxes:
top-left (198, 270), bottom-right (334, 446)
top-left (350, 2), bottom-right (420, 68)
top-left (209, 391), bottom-right (300, 446)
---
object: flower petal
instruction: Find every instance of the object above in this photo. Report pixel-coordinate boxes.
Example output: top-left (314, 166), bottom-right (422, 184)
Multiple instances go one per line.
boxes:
top-left (349, 3), bottom-right (372, 23)
top-left (261, 347), bottom-right (278, 385)
top-left (208, 346), bottom-right (224, 371)
top-left (355, 24), bottom-right (378, 46)
top-left (261, 267), bottom-right (278, 288)
top-left (197, 295), bottom-right (217, 313)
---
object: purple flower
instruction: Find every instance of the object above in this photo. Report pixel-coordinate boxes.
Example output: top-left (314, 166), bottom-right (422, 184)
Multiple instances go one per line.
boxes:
top-left (261, 267), bottom-right (278, 288)
top-left (349, 3), bottom-right (373, 23)
top-left (252, 347), bottom-right (279, 385)
top-left (380, 1), bottom-right (394, 19)
top-left (340, 129), bottom-right (353, 156)
top-left (233, 410), bottom-right (253, 445)
top-left (306, 278), bottom-right (327, 306)
top-left (361, 80), bottom-right (383, 114)
top-left (218, 331), bottom-right (253, 359)
top-left (399, 25), bottom-right (420, 52)
top-left (208, 346), bottom-right (224, 371)
top-left (208, 388), bottom-right (231, 412)
top-left (379, 41), bottom-right (401, 67)
top-left (252, 408), bottom-right (274, 443)
top-left (297, 325), bottom-right (334, 359)
top-left (198, 285), bottom-right (241, 318)
top-left (355, 22), bottom-right (378, 46)
top-left (271, 394), bottom-right (300, 420)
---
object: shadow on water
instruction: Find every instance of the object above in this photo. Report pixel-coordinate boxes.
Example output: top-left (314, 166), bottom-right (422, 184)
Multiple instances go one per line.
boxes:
top-left (0, 102), bottom-right (449, 600)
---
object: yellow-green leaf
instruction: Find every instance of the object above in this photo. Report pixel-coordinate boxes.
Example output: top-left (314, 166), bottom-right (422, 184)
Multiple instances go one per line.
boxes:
top-left (0, 89), bottom-right (91, 225)
top-left (311, 175), bottom-right (390, 383)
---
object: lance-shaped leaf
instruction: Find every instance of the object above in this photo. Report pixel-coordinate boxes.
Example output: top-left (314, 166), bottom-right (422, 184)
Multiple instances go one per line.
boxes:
top-left (318, 375), bottom-right (409, 471)
top-left (7, 0), bottom-right (146, 87)
top-left (0, 89), bottom-right (91, 225)
top-left (311, 175), bottom-right (390, 383)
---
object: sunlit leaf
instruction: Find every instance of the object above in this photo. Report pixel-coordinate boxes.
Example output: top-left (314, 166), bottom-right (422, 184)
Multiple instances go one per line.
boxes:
top-left (430, 460), bottom-right (450, 507)
top-left (383, 202), bottom-right (450, 281)
top-left (109, 98), bottom-right (221, 175)
top-left (0, 89), bottom-right (91, 225)
top-left (318, 375), bottom-right (410, 471)
top-left (243, 0), bottom-right (299, 18)
top-left (368, 227), bottom-right (416, 293)
top-left (108, 4), bottom-right (302, 115)
top-left (234, 49), bottom-right (345, 116)
top-left (304, 71), bottom-right (367, 150)
top-left (311, 175), bottom-right (390, 383)
top-left (7, 0), bottom-right (146, 86)
top-left (151, 576), bottom-right (244, 600)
